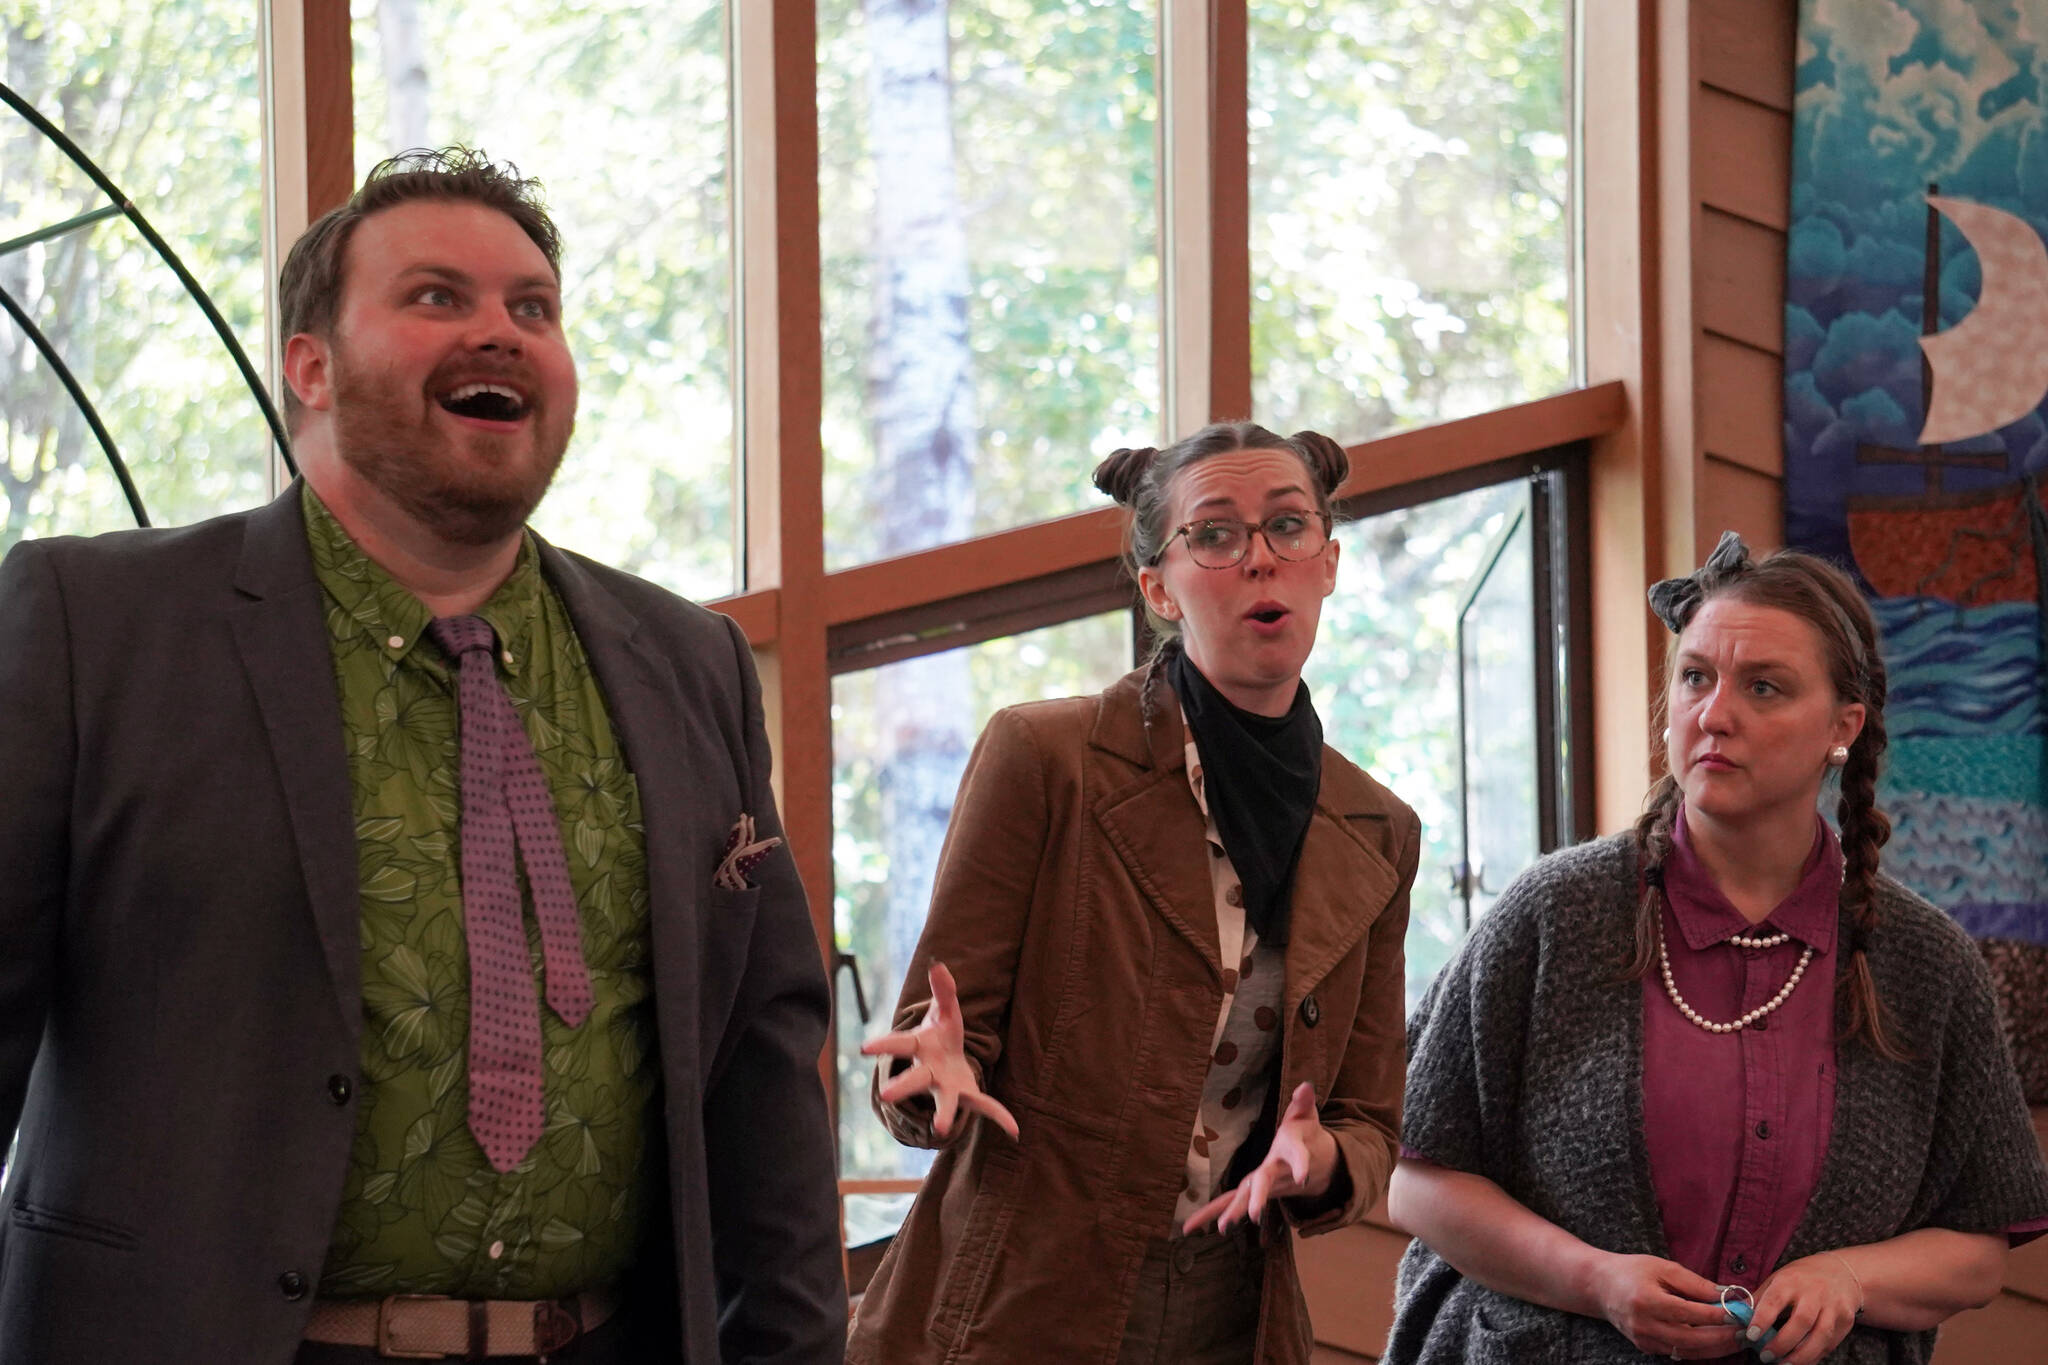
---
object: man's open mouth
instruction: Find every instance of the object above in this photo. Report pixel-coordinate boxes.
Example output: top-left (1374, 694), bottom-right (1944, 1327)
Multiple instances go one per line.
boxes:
top-left (437, 381), bottom-right (529, 422)
top-left (1248, 607), bottom-right (1287, 624)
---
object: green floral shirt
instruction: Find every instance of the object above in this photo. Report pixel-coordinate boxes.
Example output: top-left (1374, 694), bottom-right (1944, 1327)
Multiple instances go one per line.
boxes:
top-left (304, 488), bottom-right (658, 1300)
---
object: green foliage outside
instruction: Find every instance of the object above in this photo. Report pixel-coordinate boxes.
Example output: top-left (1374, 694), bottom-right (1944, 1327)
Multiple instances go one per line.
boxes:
top-left (1249, 0), bottom-right (1572, 440)
top-left (1, 0), bottom-right (271, 549)
top-left (817, 0), bottom-right (1161, 568)
top-left (1305, 480), bottom-right (1531, 1011)
top-left (351, 0), bottom-right (736, 601)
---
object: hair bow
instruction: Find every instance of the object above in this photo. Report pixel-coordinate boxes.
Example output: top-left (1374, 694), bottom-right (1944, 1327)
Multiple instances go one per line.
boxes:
top-left (1647, 530), bottom-right (1753, 634)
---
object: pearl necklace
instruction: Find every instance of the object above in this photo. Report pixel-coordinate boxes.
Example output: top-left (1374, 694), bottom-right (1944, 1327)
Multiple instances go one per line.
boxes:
top-left (1727, 927), bottom-right (1790, 949)
top-left (1658, 926), bottom-right (1815, 1034)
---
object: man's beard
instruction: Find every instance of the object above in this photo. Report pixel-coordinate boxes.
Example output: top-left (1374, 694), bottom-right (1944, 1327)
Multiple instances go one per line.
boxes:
top-left (330, 350), bottom-right (574, 547)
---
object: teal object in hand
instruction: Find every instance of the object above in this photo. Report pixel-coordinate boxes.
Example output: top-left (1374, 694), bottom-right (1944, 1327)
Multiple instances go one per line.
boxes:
top-left (1722, 1294), bottom-right (1779, 1352)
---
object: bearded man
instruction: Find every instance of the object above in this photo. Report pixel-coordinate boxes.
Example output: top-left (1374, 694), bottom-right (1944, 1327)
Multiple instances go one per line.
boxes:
top-left (0, 149), bottom-right (845, 1365)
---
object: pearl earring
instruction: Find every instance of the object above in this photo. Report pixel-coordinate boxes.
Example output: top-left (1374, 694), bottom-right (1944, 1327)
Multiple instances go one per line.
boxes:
top-left (1828, 744), bottom-right (1850, 767)
top-left (1661, 727), bottom-right (1670, 744)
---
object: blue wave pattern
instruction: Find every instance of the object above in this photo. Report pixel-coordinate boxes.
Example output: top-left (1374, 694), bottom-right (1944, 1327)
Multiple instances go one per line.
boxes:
top-left (1882, 791), bottom-right (2047, 909)
top-left (1873, 597), bottom-right (2043, 740)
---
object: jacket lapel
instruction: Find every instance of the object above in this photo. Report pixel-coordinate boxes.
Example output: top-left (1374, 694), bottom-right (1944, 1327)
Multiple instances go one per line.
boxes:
top-left (229, 486), bottom-right (361, 1035)
top-left (1281, 795), bottom-right (1399, 1009)
top-left (536, 543), bottom-right (703, 1052)
top-left (1089, 669), bottom-right (1225, 978)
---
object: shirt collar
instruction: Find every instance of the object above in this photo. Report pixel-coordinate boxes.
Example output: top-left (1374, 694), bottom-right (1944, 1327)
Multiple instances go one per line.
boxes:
top-left (1663, 801), bottom-right (1843, 953)
top-left (301, 483), bottom-right (542, 678)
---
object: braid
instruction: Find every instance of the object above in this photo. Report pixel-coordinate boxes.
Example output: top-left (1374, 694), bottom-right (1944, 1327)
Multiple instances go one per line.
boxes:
top-left (1626, 775), bottom-right (1681, 979)
top-left (1835, 704), bottom-right (1910, 1060)
top-left (1139, 635), bottom-right (1179, 732)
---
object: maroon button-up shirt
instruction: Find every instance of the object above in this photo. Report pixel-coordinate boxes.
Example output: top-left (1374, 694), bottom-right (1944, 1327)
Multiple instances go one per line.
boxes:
top-left (1647, 806), bottom-right (2046, 1363)
top-left (1645, 808), bottom-right (1844, 1298)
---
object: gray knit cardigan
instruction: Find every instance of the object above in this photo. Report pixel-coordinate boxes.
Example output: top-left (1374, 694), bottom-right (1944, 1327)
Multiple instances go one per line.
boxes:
top-left (1384, 833), bottom-right (2048, 1365)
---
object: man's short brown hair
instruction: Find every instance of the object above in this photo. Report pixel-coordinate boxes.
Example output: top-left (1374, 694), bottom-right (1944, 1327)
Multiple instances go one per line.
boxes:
top-left (277, 147), bottom-right (563, 427)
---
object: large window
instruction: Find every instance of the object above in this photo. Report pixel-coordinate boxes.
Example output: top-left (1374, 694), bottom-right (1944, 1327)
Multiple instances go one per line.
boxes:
top-left (1307, 462), bottom-right (1584, 1006)
top-left (1247, 0), bottom-right (1574, 441)
top-left (352, 0), bottom-right (737, 600)
top-left (817, 0), bottom-right (1161, 569)
top-left (0, 1), bottom-right (271, 549)
top-left (4, 1), bottom-right (1610, 1273)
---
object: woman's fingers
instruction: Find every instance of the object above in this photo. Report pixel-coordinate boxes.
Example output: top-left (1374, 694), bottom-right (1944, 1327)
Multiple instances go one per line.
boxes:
top-left (1760, 1296), bottom-right (1822, 1364)
top-left (1281, 1081), bottom-right (1317, 1124)
top-left (927, 961), bottom-right (961, 1025)
top-left (876, 1060), bottom-right (934, 1105)
top-left (960, 1089), bottom-right (1021, 1140)
top-left (1181, 1189), bottom-right (1237, 1234)
top-left (1662, 1263), bottom-right (1728, 1305)
top-left (1663, 1296), bottom-right (1742, 1330)
top-left (859, 1030), bottom-right (921, 1059)
top-left (932, 1080), bottom-right (961, 1137)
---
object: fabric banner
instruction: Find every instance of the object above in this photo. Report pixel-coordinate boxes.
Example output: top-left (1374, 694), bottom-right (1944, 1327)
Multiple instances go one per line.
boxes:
top-left (1787, 0), bottom-right (2047, 1098)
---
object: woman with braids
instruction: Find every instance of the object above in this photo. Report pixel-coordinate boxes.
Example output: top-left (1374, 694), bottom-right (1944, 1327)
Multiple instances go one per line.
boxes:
top-left (845, 422), bottom-right (1420, 1364)
top-left (1382, 532), bottom-right (2048, 1365)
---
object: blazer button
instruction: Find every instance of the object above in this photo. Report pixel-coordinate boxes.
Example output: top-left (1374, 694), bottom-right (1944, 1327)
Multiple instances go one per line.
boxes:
top-left (278, 1270), bottom-right (308, 1300)
top-left (327, 1074), bottom-right (353, 1105)
top-left (1299, 994), bottom-right (1321, 1028)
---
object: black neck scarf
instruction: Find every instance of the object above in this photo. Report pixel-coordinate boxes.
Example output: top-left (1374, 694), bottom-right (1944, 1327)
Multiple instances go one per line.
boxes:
top-left (1166, 649), bottom-right (1323, 947)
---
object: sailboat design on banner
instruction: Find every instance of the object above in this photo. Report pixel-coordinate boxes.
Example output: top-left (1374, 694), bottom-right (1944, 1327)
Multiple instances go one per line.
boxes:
top-left (1846, 187), bottom-right (2048, 608)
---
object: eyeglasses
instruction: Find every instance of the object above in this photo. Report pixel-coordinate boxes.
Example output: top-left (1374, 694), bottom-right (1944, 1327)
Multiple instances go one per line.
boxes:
top-left (1149, 511), bottom-right (1334, 569)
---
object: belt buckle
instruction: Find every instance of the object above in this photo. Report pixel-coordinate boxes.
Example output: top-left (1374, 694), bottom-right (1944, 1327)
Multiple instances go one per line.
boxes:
top-left (534, 1298), bottom-right (582, 1354)
top-left (376, 1294), bottom-right (457, 1360)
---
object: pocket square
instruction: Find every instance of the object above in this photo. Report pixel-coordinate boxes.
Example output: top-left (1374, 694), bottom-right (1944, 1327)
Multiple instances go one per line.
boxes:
top-left (715, 814), bottom-right (783, 891)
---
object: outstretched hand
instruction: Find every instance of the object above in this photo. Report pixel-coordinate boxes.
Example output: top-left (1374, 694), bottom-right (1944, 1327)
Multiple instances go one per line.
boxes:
top-left (861, 962), bottom-right (1020, 1141)
top-left (1181, 1082), bottom-right (1339, 1235)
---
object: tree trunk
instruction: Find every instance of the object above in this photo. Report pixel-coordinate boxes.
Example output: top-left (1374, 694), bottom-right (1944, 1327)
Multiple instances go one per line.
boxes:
top-left (861, 0), bottom-right (978, 1160)
top-left (377, 0), bottom-right (432, 153)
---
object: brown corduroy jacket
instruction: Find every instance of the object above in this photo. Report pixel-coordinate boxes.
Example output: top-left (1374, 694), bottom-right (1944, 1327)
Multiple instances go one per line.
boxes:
top-left (847, 666), bottom-right (1420, 1364)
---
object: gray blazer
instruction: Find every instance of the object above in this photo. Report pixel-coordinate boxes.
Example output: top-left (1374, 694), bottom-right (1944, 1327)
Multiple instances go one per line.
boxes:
top-left (0, 486), bottom-right (847, 1364)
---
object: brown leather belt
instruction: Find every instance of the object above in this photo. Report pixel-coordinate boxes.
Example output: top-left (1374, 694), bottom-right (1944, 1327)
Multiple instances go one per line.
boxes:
top-left (303, 1288), bottom-right (620, 1360)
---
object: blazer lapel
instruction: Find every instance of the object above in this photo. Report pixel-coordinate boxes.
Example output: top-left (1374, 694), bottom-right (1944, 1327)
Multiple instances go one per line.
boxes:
top-left (537, 543), bottom-right (704, 1054)
top-left (1089, 670), bottom-right (1224, 979)
top-left (229, 486), bottom-right (361, 1035)
top-left (1281, 793), bottom-right (1399, 1010)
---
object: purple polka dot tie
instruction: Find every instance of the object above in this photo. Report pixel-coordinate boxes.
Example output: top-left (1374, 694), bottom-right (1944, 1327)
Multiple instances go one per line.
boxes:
top-left (428, 615), bottom-right (593, 1173)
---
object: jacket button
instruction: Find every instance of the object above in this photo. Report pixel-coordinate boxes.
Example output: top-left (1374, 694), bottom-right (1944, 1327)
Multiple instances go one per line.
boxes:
top-left (1299, 994), bottom-right (1321, 1028)
top-left (278, 1270), bottom-right (308, 1300)
top-left (328, 1074), bottom-right (353, 1105)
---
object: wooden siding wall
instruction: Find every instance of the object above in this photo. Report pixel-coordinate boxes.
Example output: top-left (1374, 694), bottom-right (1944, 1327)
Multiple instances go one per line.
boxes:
top-left (1693, 0), bottom-right (1790, 552)
top-left (1298, 3), bottom-right (2048, 1358)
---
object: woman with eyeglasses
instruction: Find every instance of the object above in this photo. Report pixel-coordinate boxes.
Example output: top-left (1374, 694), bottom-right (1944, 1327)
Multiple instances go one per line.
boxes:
top-left (844, 422), bottom-right (1420, 1365)
top-left (1382, 534), bottom-right (2048, 1365)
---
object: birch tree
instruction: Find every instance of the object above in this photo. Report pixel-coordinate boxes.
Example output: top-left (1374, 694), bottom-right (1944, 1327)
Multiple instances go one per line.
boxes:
top-left (861, 0), bottom-right (979, 1056)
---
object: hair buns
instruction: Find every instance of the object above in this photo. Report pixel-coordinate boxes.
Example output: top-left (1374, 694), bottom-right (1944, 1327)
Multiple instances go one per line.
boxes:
top-left (1092, 446), bottom-right (1160, 506)
top-left (1290, 430), bottom-right (1350, 497)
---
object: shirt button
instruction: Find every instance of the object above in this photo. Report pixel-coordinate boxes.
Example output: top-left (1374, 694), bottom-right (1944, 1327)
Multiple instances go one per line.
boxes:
top-left (278, 1270), bottom-right (308, 1300)
top-left (386, 635), bottom-right (404, 650)
top-left (1731, 1254), bottom-right (1749, 1274)
top-left (1752, 1017), bottom-right (1769, 1031)
top-left (1755, 1119), bottom-right (1771, 1140)
top-left (327, 1074), bottom-right (353, 1105)
top-left (488, 1240), bottom-right (505, 1260)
